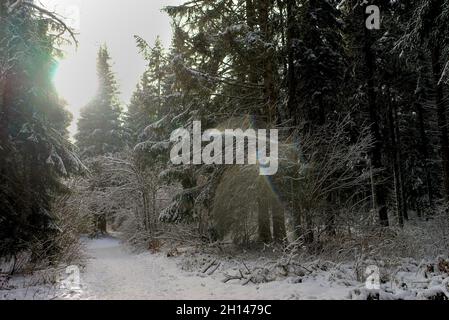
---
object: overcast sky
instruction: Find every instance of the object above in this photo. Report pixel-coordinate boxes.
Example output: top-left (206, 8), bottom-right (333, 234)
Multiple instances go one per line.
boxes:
top-left (39, 0), bottom-right (182, 137)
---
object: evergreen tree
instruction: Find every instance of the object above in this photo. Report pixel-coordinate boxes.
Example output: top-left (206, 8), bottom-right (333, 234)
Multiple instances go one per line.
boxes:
top-left (0, 0), bottom-right (82, 257)
top-left (125, 36), bottom-right (167, 146)
top-left (75, 45), bottom-right (123, 157)
top-left (400, 0), bottom-right (449, 204)
top-left (292, 0), bottom-right (347, 126)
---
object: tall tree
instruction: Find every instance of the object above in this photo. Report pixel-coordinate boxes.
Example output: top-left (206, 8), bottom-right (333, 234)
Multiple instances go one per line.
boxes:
top-left (75, 45), bottom-right (123, 157)
top-left (125, 36), bottom-right (167, 146)
top-left (398, 0), bottom-right (449, 206)
top-left (0, 0), bottom-right (82, 257)
top-left (342, 0), bottom-right (391, 226)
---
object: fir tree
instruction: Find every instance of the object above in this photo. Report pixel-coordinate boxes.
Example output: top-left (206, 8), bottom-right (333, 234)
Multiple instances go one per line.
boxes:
top-left (0, 0), bottom-right (83, 257)
top-left (125, 36), bottom-right (167, 146)
top-left (75, 45), bottom-right (123, 157)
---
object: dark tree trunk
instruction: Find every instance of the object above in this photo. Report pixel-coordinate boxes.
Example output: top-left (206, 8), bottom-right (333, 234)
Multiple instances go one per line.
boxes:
top-left (96, 214), bottom-right (107, 235)
top-left (257, 0), bottom-right (287, 243)
top-left (394, 107), bottom-right (408, 221)
top-left (0, 3), bottom-right (8, 152)
top-left (290, 179), bottom-right (302, 239)
top-left (246, 0), bottom-right (257, 29)
top-left (363, 30), bottom-right (389, 227)
top-left (304, 212), bottom-right (314, 244)
top-left (285, 0), bottom-right (304, 240)
top-left (431, 45), bottom-right (449, 201)
top-left (415, 101), bottom-right (433, 208)
top-left (0, 77), bottom-right (7, 148)
top-left (142, 190), bottom-right (150, 232)
top-left (245, 0), bottom-right (258, 86)
top-left (271, 200), bottom-right (286, 242)
top-left (388, 90), bottom-right (405, 227)
top-left (257, 0), bottom-right (277, 123)
top-left (286, 0), bottom-right (297, 123)
top-left (325, 193), bottom-right (337, 236)
top-left (258, 195), bottom-right (272, 243)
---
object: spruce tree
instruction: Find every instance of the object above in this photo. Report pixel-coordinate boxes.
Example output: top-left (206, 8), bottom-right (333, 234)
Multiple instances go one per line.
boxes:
top-left (75, 45), bottom-right (123, 157)
top-left (0, 0), bottom-right (82, 257)
top-left (125, 36), bottom-right (167, 146)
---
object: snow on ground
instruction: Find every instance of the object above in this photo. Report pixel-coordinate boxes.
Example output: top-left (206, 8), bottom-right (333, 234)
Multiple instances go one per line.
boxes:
top-left (77, 237), bottom-right (350, 300)
top-left (1, 237), bottom-right (448, 300)
top-left (0, 264), bottom-right (79, 300)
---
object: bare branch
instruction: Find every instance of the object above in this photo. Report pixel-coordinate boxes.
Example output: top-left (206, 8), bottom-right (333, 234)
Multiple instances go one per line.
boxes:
top-left (19, 1), bottom-right (78, 46)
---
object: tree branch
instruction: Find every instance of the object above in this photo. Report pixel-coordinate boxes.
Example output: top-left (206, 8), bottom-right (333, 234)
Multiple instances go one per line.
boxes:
top-left (17, 1), bottom-right (78, 46)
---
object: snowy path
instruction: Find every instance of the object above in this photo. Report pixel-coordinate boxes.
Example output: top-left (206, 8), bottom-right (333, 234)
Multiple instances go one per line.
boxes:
top-left (76, 237), bottom-right (351, 300)
top-left (2, 237), bottom-right (444, 300)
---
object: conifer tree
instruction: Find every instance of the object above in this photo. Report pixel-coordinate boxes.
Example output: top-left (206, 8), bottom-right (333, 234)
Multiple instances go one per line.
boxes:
top-left (0, 0), bottom-right (82, 257)
top-left (125, 36), bottom-right (167, 146)
top-left (75, 45), bottom-right (123, 157)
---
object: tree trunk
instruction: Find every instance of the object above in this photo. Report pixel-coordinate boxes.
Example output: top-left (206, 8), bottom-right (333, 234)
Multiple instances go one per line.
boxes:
top-left (388, 91), bottom-right (405, 227)
top-left (257, 0), bottom-right (277, 123)
top-left (0, 1), bottom-right (9, 152)
top-left (141, 188), bottom-right (150, 233)
top-left (0, 77), bottom-right (7, 147)
top-left (258, 195), bottom-right (272, 243)
top-left (286, 0), bottom-right (297, 123)
top-left (256, 0), bottom-right (286, 243)
top-left (290, 179), bottom-right (302, 239)
top-left (416, 101), bottom-right (433, 208)
top-left (363, 29), bottom-right (389, 227)
top-left (325, 193), bottom-right (337, 236)
top-left (271, 199), bottom-right (286, 242)
top-left (246, 0), bottom-right (257, 29)
top-left (304, 211), bottom-right (314, 244)
top-left (393, 102), bottom-right (408, 221)
top-left (245, 0), bottom-right (258, 86)
top-left (152, 189), bottom-right (157, 231)
top-left (96, 214), bottom-right (107, 235)
top-left (431, 45), bottom-right (449, 201)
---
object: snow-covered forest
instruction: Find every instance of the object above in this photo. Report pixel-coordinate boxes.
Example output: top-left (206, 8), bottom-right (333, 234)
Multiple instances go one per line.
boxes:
top-left (1, 0), bottom-right (449, 301)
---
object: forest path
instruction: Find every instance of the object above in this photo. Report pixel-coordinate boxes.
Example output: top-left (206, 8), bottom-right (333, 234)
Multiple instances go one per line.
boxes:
top-left (79, 237), bottom-right (180, 299)
top-left (77, 237), bottom-right (350, 300)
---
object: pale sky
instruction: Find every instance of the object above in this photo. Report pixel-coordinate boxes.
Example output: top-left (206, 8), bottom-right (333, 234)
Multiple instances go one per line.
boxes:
top-left (39, 0), bottom-right (182, 137)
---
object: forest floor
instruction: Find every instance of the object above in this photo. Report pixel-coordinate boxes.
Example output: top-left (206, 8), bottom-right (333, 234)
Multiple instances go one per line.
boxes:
top-left (1, 236), bottom-right (448, 300)
top-left (67, 237), bottom-right (351, 300)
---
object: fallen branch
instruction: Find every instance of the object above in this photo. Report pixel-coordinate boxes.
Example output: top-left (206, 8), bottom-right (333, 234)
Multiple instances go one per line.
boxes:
top-left (241, 261), bottom-right (251, 274)
top-left (222, 269), bottom-right (256, 285)
top-left (201, 259), bottom-right (217, 273)
top-left (222, 270), bottom-right (246, 283)
top-left (207, 262), bottom-right (221, 275)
